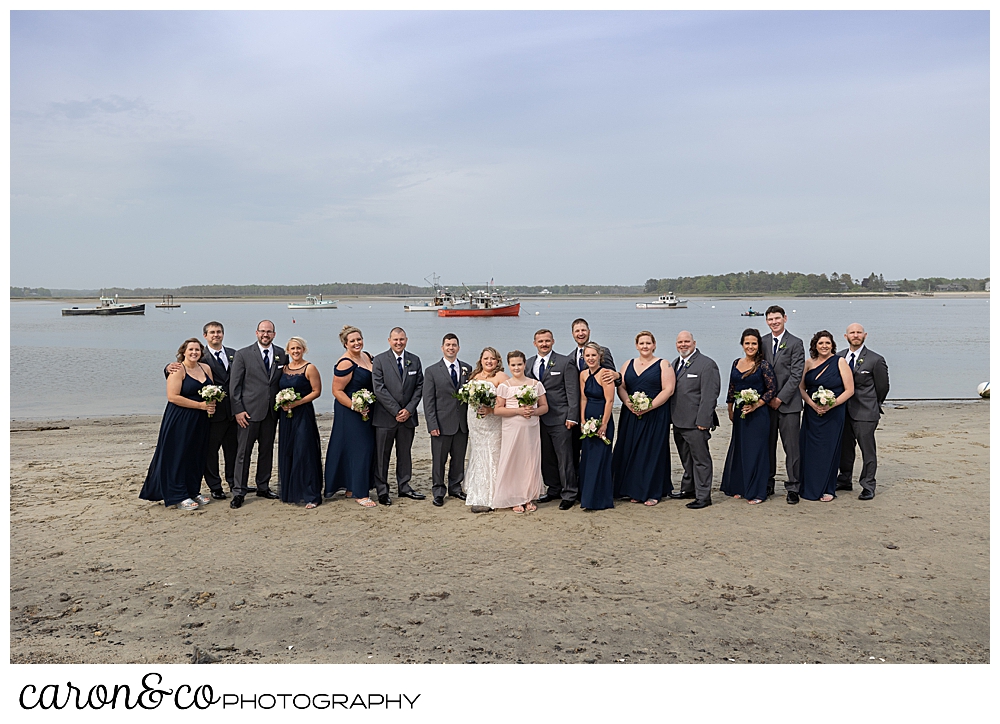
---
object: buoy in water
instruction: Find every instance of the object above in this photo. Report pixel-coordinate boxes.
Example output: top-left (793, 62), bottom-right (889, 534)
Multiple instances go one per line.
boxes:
top-left (535, 311), bottom-right (540, 315)
top-left (977, 382), bottom-right (989, 398)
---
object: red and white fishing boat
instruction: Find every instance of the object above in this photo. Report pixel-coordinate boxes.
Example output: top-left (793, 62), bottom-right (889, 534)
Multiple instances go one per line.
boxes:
top-left (437, 286), bottom-right (520, 317)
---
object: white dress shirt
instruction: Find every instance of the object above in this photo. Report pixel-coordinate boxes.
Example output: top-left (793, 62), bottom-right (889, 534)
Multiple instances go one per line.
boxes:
top-left (208, 345), bottom-right (228, 370)
top-left (535, 353), bottom-right (550, 379)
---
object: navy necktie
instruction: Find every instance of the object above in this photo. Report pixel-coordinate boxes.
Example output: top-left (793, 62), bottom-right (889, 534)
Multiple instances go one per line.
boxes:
top-left (215, 350), bottom-right (225, 369)
top-left (398, 356), bottom-right (405, 378)
top-left (849, 352), bottom-right (856, 371)
top-left (538, 358), bottom-right (546, 379)
top-left (450, 363), bottom-right (459, 388)
top-left (773, 338), bottom-right (778, 358)
top-left (578, 351), bottom-right (585, 371)
top-left (262, 348), bottom-right (270, 372)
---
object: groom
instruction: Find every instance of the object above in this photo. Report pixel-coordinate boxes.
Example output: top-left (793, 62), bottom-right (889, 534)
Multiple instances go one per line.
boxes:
top-left (228, 320), bottom-right (285, 509)
top-left (422, 333), bottom-right (470, 507)
top-left (526, 329), bottom-right (580, 510)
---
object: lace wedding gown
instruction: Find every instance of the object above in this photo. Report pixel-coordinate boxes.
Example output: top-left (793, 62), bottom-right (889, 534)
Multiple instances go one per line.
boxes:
top-left (465, 381), bottom-right (501, 507)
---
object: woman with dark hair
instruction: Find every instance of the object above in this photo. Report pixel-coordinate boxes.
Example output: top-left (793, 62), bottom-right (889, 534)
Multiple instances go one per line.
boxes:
top-left (612, 330), bottom-right (675, 505)
top-left (720, 329), bottom-right (777, 504)
top-left (140, 338), bottom-right (216, 511)
top-left (798, 330), bottom-right (855, 501)
top-left (464, 347), bottom-right (508, 511)
top-left (324, 325), bottom-right (377, 507)
top-left (578, 342), bottom-right (615, 510)
top-left (493, 350), bottom-right (548, 512)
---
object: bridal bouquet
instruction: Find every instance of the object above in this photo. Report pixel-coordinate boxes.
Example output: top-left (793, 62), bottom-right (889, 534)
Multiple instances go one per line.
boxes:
top-left (274, 388), bottom-right (302, 418)
top-left (580, 417), bottom-right (611, 444)
top-left (812, 386), bottom-right (837, 408)
top-left (456, 380), bottom-right (497, 418)
top-left (351, 389), bottom-right (376, 421)
top-left (734, 388), bottom-right (760, 418)
top-left (629, 391), bottom-right (652, 418)
top-left (514, 384), bottom-right (538, 408)
top-left (199, 385), bottom-right (226, 417)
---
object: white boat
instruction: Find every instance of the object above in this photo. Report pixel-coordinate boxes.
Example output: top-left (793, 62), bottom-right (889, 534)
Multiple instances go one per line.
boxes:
top-left (404, 274), bottom-right (469, 312)
top-left (636, 292), bottom-right (688, 309)
top-left (288, 294), bottom-right (338, 309)
top-left (62, 295), bottom-right (145, 316)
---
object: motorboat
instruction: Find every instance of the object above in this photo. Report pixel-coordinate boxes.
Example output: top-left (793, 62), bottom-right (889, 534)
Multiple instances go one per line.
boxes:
top-left (636, 292), bottom-right (688, 309)
top-left (438, 287), bottom-right (520, 317)
top-left (288, 294), bottom-right (338, 309)
top-left (62, 295), bottom-right (146, 316)
top-left (404, 274), bottom-right (469, 312)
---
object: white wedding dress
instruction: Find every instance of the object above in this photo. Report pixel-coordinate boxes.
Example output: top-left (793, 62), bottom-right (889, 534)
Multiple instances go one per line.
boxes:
top-left (465, 381), bottom-right (502, 508)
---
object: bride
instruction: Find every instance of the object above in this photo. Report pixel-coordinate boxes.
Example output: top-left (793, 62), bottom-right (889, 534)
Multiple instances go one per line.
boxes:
top-left (464, 347), bottom-right (508, 512)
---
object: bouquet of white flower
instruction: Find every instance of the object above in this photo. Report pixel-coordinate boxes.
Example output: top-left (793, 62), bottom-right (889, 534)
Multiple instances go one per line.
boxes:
top-left (351, 389), bottom-right (377, 421)
top-left (629, 391), bottom-right (652, 418)
top-left (811, 386), bottom-right (837, 408)
top-left (199, 385), bottom-right (226, 417)
top-left (457, 380), bottom-right (497, 418)
top-left (274, 388), bottom-right (302, 418)
top-left (580, 417), bottom-right (611, 444)
top-left (514, 384), bottom-right (538, 408)
top-left (734, 388), bottom-right (760, 418)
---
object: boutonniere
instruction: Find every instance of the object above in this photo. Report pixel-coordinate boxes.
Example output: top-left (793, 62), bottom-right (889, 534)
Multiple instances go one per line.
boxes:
top-left (548, 359), bottom-right (556, 368)
top-left (228, 355), bottom-right (234, 361)
top-left (683, 359), bottom-right (691, 369)
top-left (461, 367), bottom-right (469, 374)
top-left (857, 357), bottom-right (864, 365)
top-left (778, 342), bottom-right (787, 350)
top-left (405, 359), bottom-right (412, 367)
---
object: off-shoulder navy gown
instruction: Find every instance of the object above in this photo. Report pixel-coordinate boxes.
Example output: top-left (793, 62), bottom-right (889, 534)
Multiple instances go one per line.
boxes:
top-left (140, 372), bottom-right (210, 506)
top-left (612, 359), bottom-right (671, 501)
top-left (277, 364), bottom-right (323, 506)
top-left (799, 358), bottom-right (846, 500)
top-left (579, 372), bottom-right (614, 510)
top-left (324, 357), bottom-right (376, 498)
top-left (721, 360), bottom-right (777, 501)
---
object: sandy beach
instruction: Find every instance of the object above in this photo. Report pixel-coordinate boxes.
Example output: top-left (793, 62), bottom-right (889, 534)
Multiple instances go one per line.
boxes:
top-left (9, 401), bottom-right (989, 664)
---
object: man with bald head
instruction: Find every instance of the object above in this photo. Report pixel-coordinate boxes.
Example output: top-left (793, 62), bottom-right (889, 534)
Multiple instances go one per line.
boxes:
top-left (836, 324), bottom-right (889, 500)
top-left (669, 331), bottom-right (721, 509)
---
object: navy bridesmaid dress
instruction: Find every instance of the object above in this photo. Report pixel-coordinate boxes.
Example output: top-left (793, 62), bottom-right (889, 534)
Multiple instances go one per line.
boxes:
top-left (579, 372), bottom-right (614, 510)
top-left (324, 356), bottom-right (376, 498)
top-left (612, 359), bottom-right (671, 501)
top-left (140, 371), bottom-right (210, 506)
top-left (277, 364), bottom-right (323, 506)
top-left (799, 357), bottom-right (847, 500)
top-left (721, 360), bottom-right (777, 501)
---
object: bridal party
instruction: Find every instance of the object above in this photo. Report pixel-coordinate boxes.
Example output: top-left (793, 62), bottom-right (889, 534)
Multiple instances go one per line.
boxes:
top-left (139, 307), bottom-right (891, 515)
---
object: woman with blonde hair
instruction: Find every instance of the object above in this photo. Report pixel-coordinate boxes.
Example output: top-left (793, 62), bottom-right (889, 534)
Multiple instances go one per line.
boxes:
top-left (464, 347), bottom-right (509, 511)
top-left (276, 336), bottom-right (324, 508)
top-left (324, 325), bottom-right (377, 507)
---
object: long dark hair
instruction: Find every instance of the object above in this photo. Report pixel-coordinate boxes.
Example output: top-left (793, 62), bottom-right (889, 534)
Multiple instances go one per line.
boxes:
top-left (741, 328), bottom-right (764, 366)
top-left (809, 330), bottom-right (836, 359)
top-left (177, 338), bottom-right (204, 363)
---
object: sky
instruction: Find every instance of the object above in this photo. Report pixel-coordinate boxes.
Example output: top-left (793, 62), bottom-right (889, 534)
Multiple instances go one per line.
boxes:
top-left (9, 10), bottom-right (989, 288)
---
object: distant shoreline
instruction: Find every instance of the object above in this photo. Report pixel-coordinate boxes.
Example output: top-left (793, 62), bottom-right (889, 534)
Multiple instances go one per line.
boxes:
top-left (10, 291), bottom-right (990, 303)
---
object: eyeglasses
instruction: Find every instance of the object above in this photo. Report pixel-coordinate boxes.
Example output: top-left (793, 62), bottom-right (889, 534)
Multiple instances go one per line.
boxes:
top-left (257, 330), bottom-right (275, 335)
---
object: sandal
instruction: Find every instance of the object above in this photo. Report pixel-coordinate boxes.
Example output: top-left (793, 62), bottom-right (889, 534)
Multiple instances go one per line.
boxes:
top-left (733, 494), bottom-right (742, 499)
top-left (177, 498), bottom-right (199, 511)
top-left (305, 502), bottom-right (318, 509)
top-left (357, 497), bottom-right (377, 508)
top-left (525, 502), bottom-right (537, 512)
top-left (748, 498), bottom-right (763, 505)
top-left (644, 499), bottom-right (659, 506)
top-left (194, 494), bottom-right (212, 506)
top-left (513, 505), bottom-right (525, 513)
top-left (820, 494), bottom-right (834, 502)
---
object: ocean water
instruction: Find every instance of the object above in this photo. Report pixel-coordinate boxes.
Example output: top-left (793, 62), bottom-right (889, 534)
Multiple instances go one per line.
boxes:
top-left (10, 296), bottom-right (989, 419)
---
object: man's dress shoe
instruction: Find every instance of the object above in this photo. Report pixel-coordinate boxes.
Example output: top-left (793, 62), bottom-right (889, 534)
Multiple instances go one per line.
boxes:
top-left (450, 492), bottom-right (467, 501)
top-left (685, 499), bottom-right (712, 509)
top-left (399, 490), bottom-right (426, 500)
top-left (858, 490), bottom-right (875, 500)
top-left (378, 494), bottom-right (392, 506)
top-left (536, 493), bottom-right (560, 504)
top-left (211, 490), bottom-right (228, 500)
top-left (559, 499), bottom-right (576, 510)
top-left (786, 492), bottom-right (800, 505)
top-left (836, 483), bottom-right (853, 491)
top-left (256, 489), bottom-right (279, 499)
top-left (229, 495), bottom-right (244, 509)
top-left (669, 491), bottom-right (695, 500)
top-left (433, 496), bottom-right (444, 507)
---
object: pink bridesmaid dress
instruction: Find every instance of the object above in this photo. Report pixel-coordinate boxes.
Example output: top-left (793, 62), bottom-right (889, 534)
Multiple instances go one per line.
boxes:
top-left (493, 379), bottom-right (546, 508)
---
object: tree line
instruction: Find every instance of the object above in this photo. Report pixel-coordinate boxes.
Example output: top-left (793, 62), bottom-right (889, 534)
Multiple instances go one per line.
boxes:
top-left (644, 272), bottom-right (989, 295)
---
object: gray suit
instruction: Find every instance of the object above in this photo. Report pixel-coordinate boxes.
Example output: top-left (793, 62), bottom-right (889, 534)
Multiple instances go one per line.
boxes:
top-left (763, 331), bottom-right (805, 495)
top-left (230, 342), bottom-right (286, 496)
top-left (371, 349), bottom-right (423, 497)
top-left (837, 346), bottom-right (890, 494)
top-left (163, 345), bottom-right (238, 494)
top-left (423, 358), bottom-right (470, 499)
top-left (670, 350), bottom-right (722, 503)
top-left (526, 351), bottom-right (580, 501)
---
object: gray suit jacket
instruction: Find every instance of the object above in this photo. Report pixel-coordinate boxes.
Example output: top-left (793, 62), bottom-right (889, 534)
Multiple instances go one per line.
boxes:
top-left (371, 349), bottom-right (423, 429)
top-left (526, 351), bottom-right (580, 428)
top-left (423, 359), bottom-right (471, 436)
top-left (669, 349), bottom-right (722, 429)
top-left (838, 346), bottom-right (889, 421)
top-left (762, 331), bottom-right (805, 413)
top-left (230, 343), bottom-right (286, 421)
top-left (569, 343), bottom-right (616, 376)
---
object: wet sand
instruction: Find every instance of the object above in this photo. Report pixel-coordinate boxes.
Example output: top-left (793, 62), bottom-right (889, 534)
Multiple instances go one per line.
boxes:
top-left (9, 402), bottom-right (989, 664)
